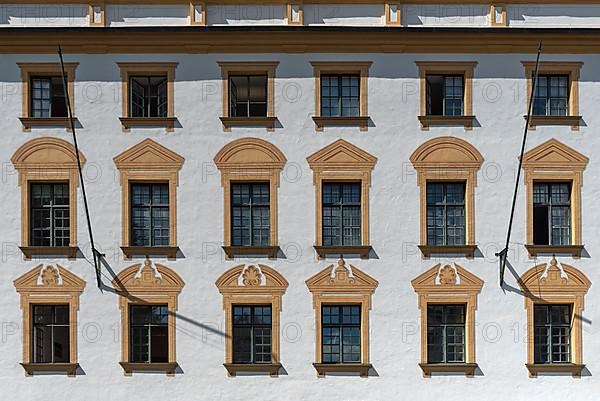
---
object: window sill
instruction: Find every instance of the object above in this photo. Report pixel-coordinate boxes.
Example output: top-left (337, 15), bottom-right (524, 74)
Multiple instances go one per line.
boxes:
top-left (419, 363), bottom-right (478, 378)
top-left (119, 362), bottom-right (179, 376)
top-left (525, 115), bottom-right (581, 131)
top-left (20, 246), bottom-right (79, 260)
top-left (313, 363), bottom-right (372, 378)
top-left (526, 363), bottom-right (585, 378)
top-left (21, 362), bottom-right (79, 377)
top-left (219, 116), bottom-right (277, 131)
top-left (222, 246), bottom-right (279, 260)
top-left (312, 116), bottom-right (369, 131)
top-left (119, 117), bottom-right (177, 132)
top-left (121, 246), bottom-right (179, 260)
top-left (418, 245), bottom-right (477, 259)
top-left (19, 117), bottom-right (78, 132)
top-left (314, 245), bottom-right (372, 260)
top-left (524, 244), bottom-right (584, 258)
top-left (418, 115), bottom-right (475, 130)
top-left (223, 363), bottom-right (281, 377)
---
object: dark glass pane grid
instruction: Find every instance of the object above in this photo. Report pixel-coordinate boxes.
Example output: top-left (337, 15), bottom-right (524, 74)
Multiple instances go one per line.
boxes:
top-left (130, 76), bottom-right (168, 118)
top-left (131, 183), bottom-right (170, 247)
top-left (321, 74), bottom-right (360, 117)
top-left (533, 182), bottom-right (571, 245)
top-left (229, 75), bottom-right (268, 117)
top-left (30, 76), bottom-right (67, 118)
top-left (30, 183), bottom-right (70, 247)
top-left (32, 304), bottom-right (70, 364)
top-left (232, 305), bottom-right (272, 364)
top-left (321, 305), bottom-right (361, 364)
top-left (427, 304), bottom-right (465, 364)
top-left (130, 305), bottom-right (169, 363)
top-left (322, 183), bottom-right (361, 246)
top-left (426, 182), bottom-right (466, 246)
top-left (425, 75), bottom-right (464, 116)
top-left (533, 75), bottom-right (569, 116)
top-left (231, 183), bottom-right (270, 247)
top-left (534, 304), bottom-right (571, 364)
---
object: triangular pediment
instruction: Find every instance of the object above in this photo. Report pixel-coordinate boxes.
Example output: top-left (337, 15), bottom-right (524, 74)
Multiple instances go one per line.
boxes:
top-left (11, 137), bottom-right (85, 169)
top-left (522, 139), bottom-right (588, 170)
top-left (307, 139), bottom-right (377, 170)
top-left (215, 264), bottom-right (288, 295)
top-left (411, 263), bottom-right (483, 294)
top-left (114, 139), bottom-right (184, 170)
top-left (410, 137), bottom-right (483, 169)
top-left (214, 138), bottom-right (286, 169)
top-left (113, 259), bottom-right (184, 294)
top-left (306, 259), bottom-right (378, 294)
top-left (520, 258), bottom-right (590, 296)
top-left (14, 264), bottom-right (86, 294)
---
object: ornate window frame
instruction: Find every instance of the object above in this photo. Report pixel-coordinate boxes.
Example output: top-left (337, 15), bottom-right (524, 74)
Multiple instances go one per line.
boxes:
top-left (14, 264), bottom-right (86, 377)
top-left (521, 139), bottom-right (588, 258)
top-left (519, 257), bottom-right (590, 378)
top-left (11, 137), bottom-right (85, 260)
top-left (117, 62), bottom-right (178, 132)
top-left (411, 263), bottom-right (483, 377)
top-left (215, 264), bottom-right (288, 377)
top-left (522, 61), bottom-right (583, 130)
top-left (89, 3), bottom-right (105, 27)
top-left (112, 259), bottom-right (184, 376)
top-left (214, 138), bottom-right (286, 259)
top-left (17, 62), bottom-right (79, 131)
top-left (310, 61), bottom-right (371, 131)
top-left (409, 136), bottom-right (483, 258)
top-left (489, 4), bottom-right (507, 27)
top-left (217, 61), bottom-right (279, 131)
top-left (415, 61), bottom-right (477, 130)
top-left (287, 3), bottom-right (303, 25)
top-left (306, 139), bottom-right (377, 259)
top-left (384, 3), bottom-right (401, 26)
top-left (189, 1), bottom-right (206, 25)
top-left (306, 258), bottom-right (378, 377)
top-left (113, 139), bottom-right (184, 260)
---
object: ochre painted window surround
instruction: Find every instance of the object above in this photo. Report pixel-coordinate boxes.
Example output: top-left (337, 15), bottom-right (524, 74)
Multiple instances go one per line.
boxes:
top-left (306, 139), bottom-right (377, 259)
top-left (89, 3), bottom-right (105, 27)
top-left (14, 264), bottom-right (86, 377)
top-left (189, 2), bottom-right (206, 25)
top-left (306, 258), bottom-right (378, 377)
top-left (415, 61), bottom-right (477, 130)
top-left (521, 139), bottom-right (588, 258)
top-left (310, 61), bottom-right (371, 131)
top-left (519, 257), bottom-right (590, 378)
top-left (522, 61), bottom-right (583, 130)
top-left (385, 3), bottom-right (401, 26)
top-left (411, 263), bottom-right (483, 377)
top-left (17, 62), bottom-right (78, 131)
top-left (113, 259), bottom-right (184, 376)
top-left (113, 139), bottom-right (184, 260)
top-left (117, 62), bottom-right (178, 132)
top-left (409, 136), bottom-right (483, 258)
top-left (287, 3), bottom-right (303, 25)
top-left (214, 137), bottom-right (287, 259)
top-left (215, 264), bottom-right (288, 377)
top-left (11, 137), bottom-right (85, 260)
top-left (217, 61), bottom-right (279, 131)
top-left (489, 4), bottom-right (507, 27)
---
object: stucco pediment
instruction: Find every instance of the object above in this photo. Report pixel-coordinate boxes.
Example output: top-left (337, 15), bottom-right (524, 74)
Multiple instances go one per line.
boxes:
top-left (216, 264), bottom-right (288, 295)
top-left (411, 263), bottom-right (483, 294)
top-left (410, 136), bottom-right (483, 169)
top-left (112, 259), bottom-right (184, 293)
top-left (306, 259), bottom-right (378, 294)
top-left (522, 138), bottom-right (588, 170)
top-left (519, 258), bottom-right (590, 295)
top-left (114, 138), bottom-right (184, 170)
top-left (214, 137), bottom-right (286, 169)
top-left (11, 137), bottom-right (85, 169)
top-left (307, 139), bottom-right (377, 170)
top-left (14, 264), bottom-right (86, 294)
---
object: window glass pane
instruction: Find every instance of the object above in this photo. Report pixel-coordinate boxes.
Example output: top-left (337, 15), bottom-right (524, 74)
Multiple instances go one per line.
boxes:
top-left (426, 182), bottom-right (466, 246)
top-left (30, 183), bottom-right (70, 247)
top-left (231, 183), bottom-right (270, 247)
top-left (32, 305), bottom-right (70, 364)
top-left (130, 76), bottom-right (168, 118)
top-left (321, 304), bottom-right (361, 364)
top-left (426, 304), bottom-right (466, 364)
top-left (533, 304), bottom-right (572, 364)
top-left (232, 305), bottom-right (272, 364)
top-left (322, 183), bottom-right (361, 246)
top-left (321, 74), bottom-right (359, 117)
top-left (131, 183), bottom-right (169, 247)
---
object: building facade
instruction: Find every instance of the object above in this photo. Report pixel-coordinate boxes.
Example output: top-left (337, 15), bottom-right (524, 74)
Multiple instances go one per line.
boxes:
top-left (0, 2), bottom-right (598, 400)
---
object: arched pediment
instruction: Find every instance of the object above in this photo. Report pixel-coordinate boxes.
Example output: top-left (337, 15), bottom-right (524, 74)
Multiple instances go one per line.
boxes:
top-left (114, 138), bottom-right (184, 170)
top-left (307, 139), bottom-right (377, 170)
top-left (14, 264), bottom-right (86, 294)
top-left (214, 137), bottom-right (286, 169)
top-left (522, 138), bottom-right (588, 171)
top-left (411, 263), bottom-right (483, 294)
top-left (519, 258), bottom-right (590, 296)
top-left (306, 258), bottom-right (378, 294)
top-left (409, 136), bottom-right (483, 169)
top-left (216, 264), bottom-right (288, 295)
top-left (11, 137), bottom-right (85, 169)
top-left (112, 259), bottom-right (184, 294)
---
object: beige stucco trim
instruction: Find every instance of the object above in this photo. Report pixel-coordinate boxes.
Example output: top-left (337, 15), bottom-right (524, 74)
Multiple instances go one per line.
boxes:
top-left (286, 2), bottom-right (303, 25)
top-left (489, 4), bottom-right (507, 27)
top-left (88, 3), bottom-right (105, 27)
top-left (189, 1), bottom-right (206, 25)
top-left (384, 3), bottom-right (401, 26)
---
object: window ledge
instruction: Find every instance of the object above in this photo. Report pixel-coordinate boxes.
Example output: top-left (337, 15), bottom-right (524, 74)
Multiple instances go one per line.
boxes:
top-left (524, 244), bottom-right (584, 258)
top-left (21, 362), bottom-right (79, 377)
top-left (223, 363), bottom-right (281, 377)
top-left (20, 246), bottom-right (79, 260)
top-left (419, 363), bottom-right (478, 378)
top-left (119, 362), bottom-right (178, 376)
top-left (219, 116), bottom-right (277, 131)
top-left (418, 115), bottom-right (475, 130)
top-left (526, 363), bottom-right (585, 378)
top-left (119, 117), bottom-right (177, 132)
top-left (314, 245), bottom-right (372, 260)
top-left (525, 115), bottom-right (581, 130)
top-left (19, 117), bottom-right (78, 132)
top-left (418, 245), bottom-right (477, 259)
top-left (222, 246), bottom-right (279, 260)
top-left (313, 363), bottom-right (372, 378)
top-left (312, 116), bottom-right (369, 131)
top-left (121, 246), bottom-right (179, 260)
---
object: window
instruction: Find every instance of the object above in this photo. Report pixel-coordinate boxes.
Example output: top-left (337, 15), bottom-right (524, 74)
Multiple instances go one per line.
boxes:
top-left (321, 74), bottom-right (360, 117)
top-left (322, 183), bottom-right (361, 247)
top-left (490, 4), bottom-right (507, 27)
top-left (231, 183), bottom-right (270, 247)
top-left (532, 182), bottom-right (571, 246)
top-left (307, 139), bottom-right (376, 259)
top-left (232, 305), bottom-right (272, 364)
top-left (533, 75), bottom-right (569, 116)
top-left (426, 182), bottom-right (466, 246)
top-left (427, 304), bottom-right (465, 364)
top-left (130, 76), bottom-right (168, 118)
top-left (131, 183), bottom-right (170, 247)
top-left (533, 304), bottom-right (571, 364)
top-left (426, 75), bottom-right (464, 116)
top-left (310, 62), bottom-right (371, 131)
top-left (30, 183), bottom-right (70, 247)
top-left (129, 305), bottom-right (169, 364)
top-left (114, 139), bottom-right (184, 260)
top-left (229, 75), bottom-right (268, 117)
top-left (30, 77), bottom-right (67, 118)
top-left (32, 305), bottom-right (70, 364)
top-left (322, 305), bottom-right (361, 364)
